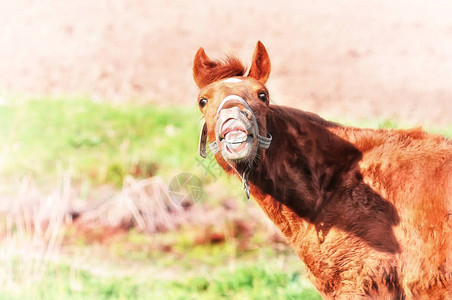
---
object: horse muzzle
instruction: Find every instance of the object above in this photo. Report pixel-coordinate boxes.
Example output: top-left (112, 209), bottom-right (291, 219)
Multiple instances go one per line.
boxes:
top-left (198, 95), bottom-right (272, 162)
top-left (215, 106), bottom-right (257, 161)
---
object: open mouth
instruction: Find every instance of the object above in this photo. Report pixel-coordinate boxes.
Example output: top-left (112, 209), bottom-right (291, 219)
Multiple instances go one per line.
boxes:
top-left (206, 95), bottom-right (271, 167)
top-left (220, 119), bottom-right (253, 155)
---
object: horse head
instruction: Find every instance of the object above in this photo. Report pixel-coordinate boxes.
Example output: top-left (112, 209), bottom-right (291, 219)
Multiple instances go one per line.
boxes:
top-left (193, 42), bottom-right (273, 195)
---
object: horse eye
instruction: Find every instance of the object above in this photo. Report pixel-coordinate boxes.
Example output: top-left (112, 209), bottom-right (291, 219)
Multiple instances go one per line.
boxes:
top-left (258, 92), bottom-right (268, 103)
top-left (199, 98), bottom-right (208, 108)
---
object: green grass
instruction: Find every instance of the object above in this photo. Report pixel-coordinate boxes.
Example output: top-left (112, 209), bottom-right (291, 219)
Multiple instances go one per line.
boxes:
top-left (0, 98), bottom-right (201, 186)
top-left (0, 261), bottom-right (320, 300)
top-left (0, 98), bottom-right (322, 298)
top-left (1, 225), bottom-right (320, 300)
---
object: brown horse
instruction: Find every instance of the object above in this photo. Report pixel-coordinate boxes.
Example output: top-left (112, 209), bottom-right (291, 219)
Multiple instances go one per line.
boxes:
top-left (193, 41), bottom-right (451, 299)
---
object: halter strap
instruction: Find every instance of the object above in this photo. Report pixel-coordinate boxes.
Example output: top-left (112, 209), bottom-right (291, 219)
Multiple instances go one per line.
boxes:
top-left (258, 133), bottom-right (272, 149)
top-left (216, 95), bottom-right (253, 114)
top-left (209, 140), bottom-right (220, 154)
top-left (207, 131), bottom-right (271, 154)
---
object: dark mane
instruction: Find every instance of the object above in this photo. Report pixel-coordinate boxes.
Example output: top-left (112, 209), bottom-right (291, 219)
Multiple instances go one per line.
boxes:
top-left (269, 105), bottom-right (340, 129)
top-left (194, 56), bottom-right (246, 88)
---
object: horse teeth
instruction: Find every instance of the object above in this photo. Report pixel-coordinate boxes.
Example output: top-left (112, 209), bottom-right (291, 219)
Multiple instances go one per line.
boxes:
top-left (228, 143), bottom-right (241, 149)
top-left (225, 131), bottom-right (247, 144)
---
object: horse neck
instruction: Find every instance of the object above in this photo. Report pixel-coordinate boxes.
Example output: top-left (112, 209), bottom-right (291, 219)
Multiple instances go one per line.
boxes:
top-left (249, 106), bottom-right (362, 226)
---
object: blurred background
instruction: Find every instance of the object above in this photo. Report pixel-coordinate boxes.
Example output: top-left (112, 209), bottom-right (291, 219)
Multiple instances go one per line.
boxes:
top-left (0, 0), bottom-right (451, 299)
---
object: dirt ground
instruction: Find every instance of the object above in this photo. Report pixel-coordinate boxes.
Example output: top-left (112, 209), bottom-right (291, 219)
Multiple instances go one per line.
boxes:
top-left (0, 0), bottom-right (451, 126)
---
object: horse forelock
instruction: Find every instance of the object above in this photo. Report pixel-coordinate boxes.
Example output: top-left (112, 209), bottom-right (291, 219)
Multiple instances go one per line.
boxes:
top-left (197, 56), bottom-right (246, 88)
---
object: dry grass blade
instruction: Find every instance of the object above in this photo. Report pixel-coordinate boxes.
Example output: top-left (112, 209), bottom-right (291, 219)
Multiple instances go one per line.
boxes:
top-left (77, 176), bottom-right (187, 233)
top-left (0, 172), bottom-right (71, 288)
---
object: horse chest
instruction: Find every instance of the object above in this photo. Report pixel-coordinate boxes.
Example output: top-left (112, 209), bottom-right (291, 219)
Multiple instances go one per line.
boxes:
top-left (295, 226), bottom-right (402, 298)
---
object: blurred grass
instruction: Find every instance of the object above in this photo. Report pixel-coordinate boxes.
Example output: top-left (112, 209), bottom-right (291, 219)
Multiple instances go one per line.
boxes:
top-left (0, 98), bottom-right (201, 187)
top-left (0, 261), bottom-right (320, 300)
top-left (1, 222), bottom-right (319, 300)
top-left (0, 98), bottom-right (321, 299)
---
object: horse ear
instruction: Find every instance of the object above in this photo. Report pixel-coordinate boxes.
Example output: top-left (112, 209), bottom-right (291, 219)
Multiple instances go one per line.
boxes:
top-left (248, 41), bottom-right (271, 83)
top-left (193, 47), bottom-right (212, 88)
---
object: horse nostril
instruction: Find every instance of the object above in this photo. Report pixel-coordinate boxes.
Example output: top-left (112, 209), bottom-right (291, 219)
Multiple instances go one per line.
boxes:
top-left (240, 110), bottom-right (251, 120)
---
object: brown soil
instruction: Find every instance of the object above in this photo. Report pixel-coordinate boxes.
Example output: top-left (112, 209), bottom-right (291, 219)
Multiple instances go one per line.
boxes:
top-left (0, 0), bottom-right (451, 126)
